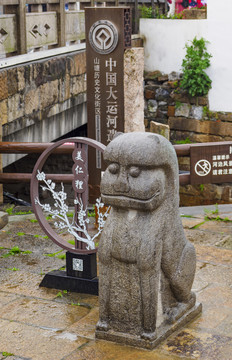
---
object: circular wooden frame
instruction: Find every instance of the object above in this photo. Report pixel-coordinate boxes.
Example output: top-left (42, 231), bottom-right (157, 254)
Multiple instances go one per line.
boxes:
top-left (30, 137), bottom-right (105, 254)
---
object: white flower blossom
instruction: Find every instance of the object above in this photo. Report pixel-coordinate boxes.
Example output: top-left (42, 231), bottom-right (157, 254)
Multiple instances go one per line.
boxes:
top-left (34, 170), bottom-right (110, 250)
top-left (37, 171), bottom-right (46, 181)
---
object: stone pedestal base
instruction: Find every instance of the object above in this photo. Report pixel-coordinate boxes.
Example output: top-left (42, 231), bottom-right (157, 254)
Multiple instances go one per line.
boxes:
top-left (95, 302), bottom-right (202, 350)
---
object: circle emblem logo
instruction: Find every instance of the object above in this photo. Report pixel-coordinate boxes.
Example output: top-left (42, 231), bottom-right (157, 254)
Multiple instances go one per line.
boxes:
top-left (194, 159), bottom-right (211, 177)
top-left (89, 20), bottom-right (118, 54)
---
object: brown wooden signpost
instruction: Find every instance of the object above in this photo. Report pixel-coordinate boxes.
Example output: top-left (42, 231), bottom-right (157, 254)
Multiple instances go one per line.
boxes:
top-left (190, 142), bottom-right (232, 185)
top-left (85, 6), bottom-right (131, 201)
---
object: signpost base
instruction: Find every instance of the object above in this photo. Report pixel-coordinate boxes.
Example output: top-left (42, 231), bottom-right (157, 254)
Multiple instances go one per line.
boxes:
top-left (39, 270), bottom-right (98, 295)
top-left (39, 251), bottom-right (98, 295)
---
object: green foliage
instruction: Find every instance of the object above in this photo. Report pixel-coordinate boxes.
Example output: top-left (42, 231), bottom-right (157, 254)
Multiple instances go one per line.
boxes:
top-left (30, 219), bottom-right (38, 223)
top-left (57, 253), bottom-right (66, 260)
top-left (180, 37), bottom-right (212, 97)
top-left (88, 205), bottom-right (96, 218)
top-left (2, 352), bottom-right (14, 357)
top-left (204, 204), bottom-right (219, 216)
top-left (68, 239), bottom-right (75, 245)
top-left (56, 290), bottom-right (68, 298)
top-left (175, 100), bottom-right (182, 109)
top-left (203, 106), bottom-right (218, 120)
top-left (4, 205), bottom-right (14, 215)
top-left (7, 267), bottom-right (19, 271)
top-left (174, 137), bottom-right (192, 144)
top-left (1, 246), bottom-right (32, 258)
top-left (199, 184), bottom-right (204, 192)
top-left (139, 5), bottom-right (154, 18)
top-left (17, 232), bottom-right (25, 236)
top-left (43, 250), bottom-right (65, 259)
top-left (139, 6), bottom-right (184, 19)
top-left (14, 210), bottom-right (32, 215)
top-left (4, 205), bottom-right (32, 216)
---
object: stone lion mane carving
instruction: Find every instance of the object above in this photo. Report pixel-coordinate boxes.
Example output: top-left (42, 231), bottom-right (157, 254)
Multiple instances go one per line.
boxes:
top-left (96, 132), bottom-right (201, 348)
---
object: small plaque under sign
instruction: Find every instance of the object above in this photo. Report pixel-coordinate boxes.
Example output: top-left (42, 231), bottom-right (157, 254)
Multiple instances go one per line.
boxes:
top-left (190, 142), bottom-right (232, 185)
top-left (73, 258), bottom-right (83, 272)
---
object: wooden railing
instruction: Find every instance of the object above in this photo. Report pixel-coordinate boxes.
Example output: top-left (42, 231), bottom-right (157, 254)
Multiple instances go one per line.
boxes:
top-left (0, 141), bottom-right (190, 185)
top-left (0, 0), bottom-right (167, 58)
top-left (0, 0), bottom-right (85, 57)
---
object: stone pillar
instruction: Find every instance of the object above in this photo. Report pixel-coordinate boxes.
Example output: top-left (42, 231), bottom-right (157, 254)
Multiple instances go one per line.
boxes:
top-left (124, 48), bottom-right (145, 133)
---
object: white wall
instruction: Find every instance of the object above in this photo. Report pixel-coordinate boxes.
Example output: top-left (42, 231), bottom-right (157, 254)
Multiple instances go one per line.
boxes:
top-left (140, 0), bottom-right (232, 112)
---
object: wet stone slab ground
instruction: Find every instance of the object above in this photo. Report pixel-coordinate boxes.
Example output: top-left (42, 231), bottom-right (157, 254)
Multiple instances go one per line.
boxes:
top-left (0, 205), bottom-right (232, 360)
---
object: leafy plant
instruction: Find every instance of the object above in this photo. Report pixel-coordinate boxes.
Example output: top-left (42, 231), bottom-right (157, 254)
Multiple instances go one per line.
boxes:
top-left (56, 290), bottom-right (68, 298)
top-left (180, 37), bottom-right (212, 97)
top-left (4, 205), bottom-right (14, 215)
top-left (199, 184), bottom-right (204, 192)
top-left (175, 100), bottom-right (182, 109)
top-left (2, 352), bottom-right (14, 357)
top-left (204, 204), bottom-right (219, 216)
top-left (14, 210), bottom-right (32, 215)
top-left (7, 267), bottom-right (19, 271)
top-left (1, 246), bottom-right (32, 258)
top-left (43, 250), bottom-right (63, 257)
top-left (139, 5), bottom-right (154, 18)
top-left (174, 137), bottom-right (192, 144)
top-left (30, 219), bottom-right (38, 223)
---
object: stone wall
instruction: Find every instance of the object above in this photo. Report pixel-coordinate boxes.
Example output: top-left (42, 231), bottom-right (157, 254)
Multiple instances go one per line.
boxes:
top-left (0, 49), bottom-right (87, 168)
top-left (144, 71), bottom-right (232, 206)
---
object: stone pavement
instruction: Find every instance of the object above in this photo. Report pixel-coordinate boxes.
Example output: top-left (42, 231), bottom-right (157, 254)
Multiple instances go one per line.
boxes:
top-left (0, 204), bottom-right (231, 360)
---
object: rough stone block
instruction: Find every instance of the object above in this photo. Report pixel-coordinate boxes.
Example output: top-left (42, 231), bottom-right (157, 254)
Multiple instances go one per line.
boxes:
top-left (155, 87), bottom-right (170, 101)
top-left (170, 91), bottom-right (190, 104)
top-left (7, 68), bottom-right (18, 96)
top-left (169, 117), bottom-right (232, 137)
top-left (40, 80), bottom-right (59, 110)
top-left (158, 75), bottom-right (168, 82)
top-left (17, 67), bottom-right (25, 92)
top-left (124, 48), bottom-right (145, 132)
top-left (59, 75), bottom-right (71, 103)
top-left (175, 103), bottom-right (190, 117)
top-left (0, 100), bottom-right (8, 125)
top-left (0, 71), bottom-right (8, 100)
top-left (190, 105), bottom-right (203, 120)
top-left (70, 75), bottom-right (86, 96)
top-left (168, 72), bottom-right (181, 81)
top-left (144, 70), bottom-right (162, 81)
top-left (25, 88), bottom-right (40, 115)
top-left (8, 94), bottom-right (24, 123)
top-left (69, 52), bottom-right (86, 76)
top-left (144, 88), bottom-right (156, 100)
top-left (147, 99), bottom-right (158, 113)
top-left (168, 105), bottom-right (175, 117)
top-left (219, 113), bottom-right (232, 122)
top-left (0, 211), bottom-right (8, 228)
top-left (150, 121), bottom-right (170, 140)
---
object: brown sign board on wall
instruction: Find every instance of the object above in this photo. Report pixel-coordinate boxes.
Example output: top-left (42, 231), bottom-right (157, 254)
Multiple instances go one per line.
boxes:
top-left (190, 142), bottom-right (232, 185)
top-left (85, 7), bottom-right (131, 201)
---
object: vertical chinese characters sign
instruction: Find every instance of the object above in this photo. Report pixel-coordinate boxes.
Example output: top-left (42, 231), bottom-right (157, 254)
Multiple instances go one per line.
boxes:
top-left (85, 7), bottom-right (131, 189)
top-left (190, 142), bottom-right (232, 185)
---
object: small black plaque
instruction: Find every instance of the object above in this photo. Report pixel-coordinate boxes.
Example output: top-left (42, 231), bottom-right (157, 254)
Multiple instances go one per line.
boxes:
top-left (66, 251), bottom-right (97, 279)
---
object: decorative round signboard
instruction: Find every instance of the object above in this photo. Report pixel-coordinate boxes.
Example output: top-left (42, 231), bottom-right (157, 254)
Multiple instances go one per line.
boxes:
top-left (30, 137), bottom-right (107, 254)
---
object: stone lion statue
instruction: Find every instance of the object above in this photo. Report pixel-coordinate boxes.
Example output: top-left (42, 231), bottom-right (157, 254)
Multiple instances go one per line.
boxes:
top-left (96, 132), bottom-right (200, 348)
